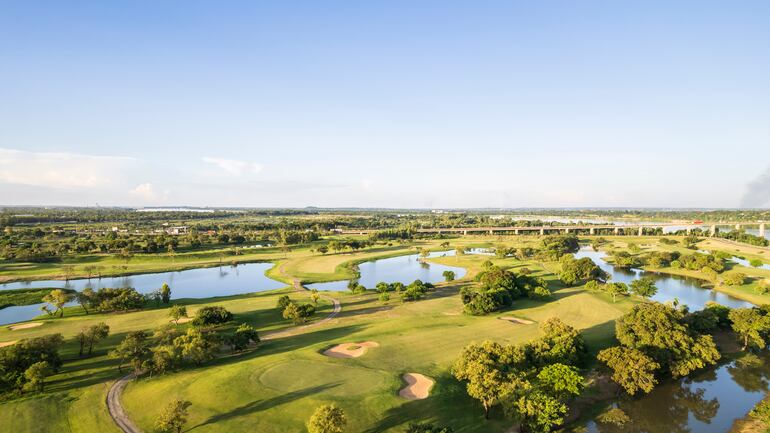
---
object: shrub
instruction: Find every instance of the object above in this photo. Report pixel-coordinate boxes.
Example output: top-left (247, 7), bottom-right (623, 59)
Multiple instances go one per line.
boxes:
top-left (192, 306), bottom-right (233, 326)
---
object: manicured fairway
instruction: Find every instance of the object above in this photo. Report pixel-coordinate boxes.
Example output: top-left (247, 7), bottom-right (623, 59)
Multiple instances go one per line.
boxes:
top-left (5, 235), bottom-right (762, 433)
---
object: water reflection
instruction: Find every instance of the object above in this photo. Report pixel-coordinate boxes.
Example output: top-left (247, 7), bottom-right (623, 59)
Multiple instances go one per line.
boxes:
top-left (584, 354), bottom-right (770, 433)
top-left (0, 262), bottom-right (283, 325)
top-left (306, 251), bottom-right (466, 292)
top-left (574, 248), bottom-right (752, 310)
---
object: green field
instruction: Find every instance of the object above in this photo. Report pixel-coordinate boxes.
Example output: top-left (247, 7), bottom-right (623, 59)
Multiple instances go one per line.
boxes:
top-left (1, 235), bottom-right (768, 432)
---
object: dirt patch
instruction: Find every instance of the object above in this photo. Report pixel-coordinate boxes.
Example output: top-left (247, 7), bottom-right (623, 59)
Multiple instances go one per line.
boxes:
top-left (170, 317), bottom-right (193, 324)
top-left (323, 341), bottom-right (379, 359)
top-left (0, 341), bottom-right (16, 348)
top-left (499, 316), bottom-right (534, 325)
top-left (399, 373), bottom-right (434, 400)
top-left (8, 322), bottom-right (43, 331)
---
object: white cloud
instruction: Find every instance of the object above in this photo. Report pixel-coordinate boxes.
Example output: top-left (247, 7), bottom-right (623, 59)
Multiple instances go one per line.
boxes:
top-left (202, 157), bottom-right (263, 176)
top-left (0, 148), bottom-right (134, 189)
top-left (129, 183), bottom-right (167, 202)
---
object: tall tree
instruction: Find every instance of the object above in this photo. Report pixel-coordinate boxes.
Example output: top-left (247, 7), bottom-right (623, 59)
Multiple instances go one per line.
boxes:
top-left (42, 289), bottom-right (71, 317)
top-left (729, 308), bottom-right (770, 351)
top-left (160, 283), bottom-right (172, 304)
top-left (452, 341), bottom-right (526, 419)
top-left (597, 346), bottom-right (659, 395)
top-left (630, 277), bottom-right (658, 298)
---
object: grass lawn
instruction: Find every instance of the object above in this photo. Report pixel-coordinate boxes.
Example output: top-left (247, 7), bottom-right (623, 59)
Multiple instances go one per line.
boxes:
top-left (0, 236), bottom-right (642, 433)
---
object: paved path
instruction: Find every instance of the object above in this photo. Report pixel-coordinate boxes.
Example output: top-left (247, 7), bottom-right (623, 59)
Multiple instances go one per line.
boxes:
top-left (106, 290), bottom-right (341, 433)
top-left (106, 372), bottom-right (142, 433)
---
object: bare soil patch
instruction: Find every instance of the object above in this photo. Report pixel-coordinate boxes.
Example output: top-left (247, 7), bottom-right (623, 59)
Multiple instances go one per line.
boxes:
top-left (499, 316), bottom-right (534, 325)
top-left (0, 341), bottom-right (16, 348)
top-left (170, 317), bottom-right (193, 324)
top-left (323, 341), bottom-right (379, 358)
top-left (8, 322), bottom-right (43, 331)
top-left (399, 373), bottom-right (434, 400)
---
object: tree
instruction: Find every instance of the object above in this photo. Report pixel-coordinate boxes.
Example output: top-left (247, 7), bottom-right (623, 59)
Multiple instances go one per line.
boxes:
top-left (317, 246), bottom-right (329, 255)
top-left (160, 283), bottom-right (172, 304)
top-left (749, 258), bottom-right (764, 268)
top-left (191, 306), bottom-right (233, 326)
top-left (22, 361), bottom-right (52, 392)
top-left (615, 303), bottom-right (720, 378)
top-left (277, 295), bottom-right (292, 310)
top-left (77, 322), bottom-right (110, 356)
top-left (42, 289), bottom-right (72, 317)
top-left (109, 330), bottom-right (151, 373)
top-left (169, 305), bottom-right (188, 325)
top-left (307, 404), bottom-right (347, 433)
top-left (511, 391), bottom-right (567, 433)
top-left (527, 318), bottom-right (586, 368)
top-left (701, 266), bottom-right (719, 283)
top-left (173, 328), bottom-right (218, 365)
top-left (311, 289), bottom-right (321, 305)
top-left (0, 334), bottom-right (64, 392)
top-left (605, 282), bottom-right (629, 303)
top-left (155, 399), bottom-right (192, 433)
top-left (750, 399), bottom-right (770, 426)
top-left (729, 308), bottom-right (770, 350)
top-left (630, 277), bottom-right (658, 298)
top-left (722, 272), bottom-right (746, 286)
top-left (75, 288), bottom-right (95, 314)
top-left (443, 270), bottom-right (456, 282)
top-left (452, 341), bottom-right (526, 419)
top-left (535, 363), bottom-right (583, 400)
top-left (283, 303), bottom-right (315, 324)
top-left (228, 323), bottom-right (260, 352)
top-left (597, 346), bottom-right (659, 395)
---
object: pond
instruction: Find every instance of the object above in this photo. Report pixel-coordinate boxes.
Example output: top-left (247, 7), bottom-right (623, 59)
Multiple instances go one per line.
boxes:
top-left (574, 248), bottom-right (752, 310)
top-left (581, 353), bottom-right (770, 433)
top-left (306, 251), bottom-right (466, 292)
top-left (0, 263), bottom-right (284, 325)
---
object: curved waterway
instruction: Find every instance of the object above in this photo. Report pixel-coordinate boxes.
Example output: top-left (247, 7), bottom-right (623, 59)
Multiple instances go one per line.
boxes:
top-left (0, 263), bottom-right (284, 325)
top-left (306, 251), bottom-right (466, 292)
top-left (581, 353), bottom-right (770, 433)
top-left (575, 248), bottom-right (765, 432)
top-left (574, 248), bottom-right (752, 310)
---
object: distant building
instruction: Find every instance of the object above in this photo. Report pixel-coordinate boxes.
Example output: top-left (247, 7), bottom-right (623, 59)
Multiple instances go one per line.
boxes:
top-left (165, 226), bottom-right (189, 235)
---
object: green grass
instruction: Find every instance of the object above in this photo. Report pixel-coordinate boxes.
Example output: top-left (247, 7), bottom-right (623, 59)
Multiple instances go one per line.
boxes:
top-left (0, 236), bottom-right (636, 433)
top-left (0, 287), bottom-right (74, 309)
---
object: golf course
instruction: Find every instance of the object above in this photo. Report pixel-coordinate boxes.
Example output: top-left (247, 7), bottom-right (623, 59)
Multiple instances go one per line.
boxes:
top-left (2, 226), bottom-right (770, 433)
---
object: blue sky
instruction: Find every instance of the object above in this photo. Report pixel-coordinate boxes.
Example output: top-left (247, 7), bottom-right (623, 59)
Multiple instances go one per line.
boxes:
top-left (1, 1), bottom-right (769, 208)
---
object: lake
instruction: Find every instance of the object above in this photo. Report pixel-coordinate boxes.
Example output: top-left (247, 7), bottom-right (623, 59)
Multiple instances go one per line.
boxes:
top-left (306, 251), bottom-right (466, 291)
top-left (581, 353), bottom-right (770, 433)
top-left (0, 262), bottom-right (284, 325)
top-left (574, 248), bottom-right (752, 310)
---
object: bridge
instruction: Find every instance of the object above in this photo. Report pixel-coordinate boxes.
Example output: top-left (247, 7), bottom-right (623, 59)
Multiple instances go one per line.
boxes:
top-left (339, 222), bottom-right (766, 237)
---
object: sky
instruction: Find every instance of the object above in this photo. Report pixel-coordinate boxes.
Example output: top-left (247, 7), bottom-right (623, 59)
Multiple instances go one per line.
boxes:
top-left (1, 1), bottom-right (769, 209)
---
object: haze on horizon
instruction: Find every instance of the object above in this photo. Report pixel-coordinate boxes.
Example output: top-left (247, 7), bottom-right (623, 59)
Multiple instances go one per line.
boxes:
top-left (1, 1), bottom-right (769, 209)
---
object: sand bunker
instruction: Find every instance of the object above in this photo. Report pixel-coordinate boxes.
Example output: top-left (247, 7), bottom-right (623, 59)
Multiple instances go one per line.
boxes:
top-left (0, 341), bottom-right (16, 348)
top-left (170, 317), bottom-right (193, 324)
top-left (8, 322), bottom-right (43, 331)
top-left (499, 316), bottom-right (534, 325)
top-left (399, 373), bottom-right (434, 400)
top-left (323, 341), bottom-right (379, 359)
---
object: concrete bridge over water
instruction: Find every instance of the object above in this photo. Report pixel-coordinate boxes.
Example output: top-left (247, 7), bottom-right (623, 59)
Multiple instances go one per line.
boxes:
top-left (339, 222), bottom-right (766, 237)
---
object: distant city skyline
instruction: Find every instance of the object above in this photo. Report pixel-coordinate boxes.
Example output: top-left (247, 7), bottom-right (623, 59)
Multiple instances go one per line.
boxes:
top-left (2, 1), bottom-right (769, 208)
